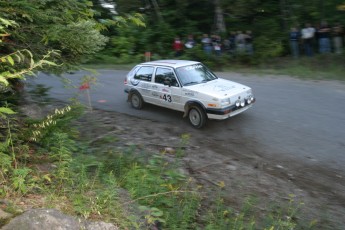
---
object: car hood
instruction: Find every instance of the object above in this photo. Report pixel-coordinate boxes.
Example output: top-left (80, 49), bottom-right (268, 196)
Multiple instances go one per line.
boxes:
top-left (184, 78), bottom-right (250, 98)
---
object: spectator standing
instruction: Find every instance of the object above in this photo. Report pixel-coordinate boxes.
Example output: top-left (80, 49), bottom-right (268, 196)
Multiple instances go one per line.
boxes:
top-left (172, 36), bottom-right (183, 57)
top-left (332, 22), bottom-right (344, 54)
top-left (212, 35), bottom-right (222, 56)
top-left (317, 21), bottom-right (331, 54)
top-left (228, 31), bottom-right (237, 56)
top-left (244, 30), bottom-right (254, 55)
top-left (185, 34), bottom-right (196, 49)
top-left (289, 27), bottom-right (300, 58)
top-left (235, 31), bottom-right (246, 54)
top-left (201, 34), bottom-right (212, 55)
top-left (301, 23), bottom-right (315, 56)
top-left (222, 37), bottom-right (231, 54)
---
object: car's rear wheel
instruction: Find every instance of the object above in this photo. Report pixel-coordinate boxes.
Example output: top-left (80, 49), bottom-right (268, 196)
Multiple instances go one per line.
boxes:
top-left (188, 105), bottom-right (207, 128)
top-left (130, 91), bottom-right (144, 109)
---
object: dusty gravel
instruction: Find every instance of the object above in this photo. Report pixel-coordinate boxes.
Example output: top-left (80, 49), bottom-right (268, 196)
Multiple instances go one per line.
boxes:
top-left (71, 106), bottom-right (345, 230)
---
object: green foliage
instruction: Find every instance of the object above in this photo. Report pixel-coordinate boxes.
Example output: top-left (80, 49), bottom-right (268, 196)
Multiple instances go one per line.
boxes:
top-left (0, 0), bottom-right (106, 71)
top-left (71, 169), bottom-right (133, 227)
top-left (11, 167), bottom-right (32, 194)
top-left (262, 194), bottom-right (302, 229)
top-left (239, 55), bottom-right (345, 81)
top-left (49, 132), bottom-right (76, 190)
top-left (0, 101), bottom-right (84, 196)
top-left (117, 152), bottom-right (201, 229)
top-left (0, 152), bottom-right (12, 185)
top-left (110, 36), bottom-right (136, 57)
top-left (1, 15), bottom-right (60, 91)
top-left (1, 107), bottom-right (30, 197)
top-left (28, 104), bottom-right (83, 145)
top-left (1, 49), bottom-right (60, 89)
top-left (202, 194), bottom-right (313, 230)
top-left (204, 198), bottom-right (256, 230)
top-left (253, 36), bottom-right (285, 60)
top-left (0, 107), bottom-right (15, 117)
top-left (0, 103), bottom-right (18, 176)
top-left (96, 20), bottom-right (175, 61)
top-left (174, 133), bottom-right (190, 157)
top-left (0, 17), bottom-right (17, 33)
top-left (44, 20), bottom-right (108, 60)
top-left (0, 16), bottom-right (67, 198)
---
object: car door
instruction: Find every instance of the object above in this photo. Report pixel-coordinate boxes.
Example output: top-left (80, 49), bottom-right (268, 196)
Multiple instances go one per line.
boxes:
top-left (132, 66), bottom-right (154, 103)
top-left (151, 67), bottom-right (183, 111)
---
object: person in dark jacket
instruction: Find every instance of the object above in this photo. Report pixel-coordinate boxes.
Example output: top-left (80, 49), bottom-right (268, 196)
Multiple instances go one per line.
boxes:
top-left (289, 27), bottom-right (300, 58)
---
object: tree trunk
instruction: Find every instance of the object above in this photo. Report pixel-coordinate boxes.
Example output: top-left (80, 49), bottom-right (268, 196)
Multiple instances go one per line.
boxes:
top-left (213, 0), bottom-right (226, 33)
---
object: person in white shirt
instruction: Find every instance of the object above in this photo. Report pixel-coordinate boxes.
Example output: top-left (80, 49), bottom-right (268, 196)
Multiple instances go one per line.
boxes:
top-left (301, 23), bottom-right (315, 56)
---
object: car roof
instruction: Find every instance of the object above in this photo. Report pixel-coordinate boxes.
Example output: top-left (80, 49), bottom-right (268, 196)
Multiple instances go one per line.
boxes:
top-left (139, 60), bottom-right (200, 68)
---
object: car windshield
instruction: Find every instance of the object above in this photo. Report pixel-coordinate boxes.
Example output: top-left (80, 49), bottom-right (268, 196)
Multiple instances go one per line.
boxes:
top-left (176, 64), bottom-right (218, 86)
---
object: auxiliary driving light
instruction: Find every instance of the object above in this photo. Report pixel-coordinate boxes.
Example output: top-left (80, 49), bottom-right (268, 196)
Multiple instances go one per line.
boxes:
top-left (247, 96), bottom-right (254, 104)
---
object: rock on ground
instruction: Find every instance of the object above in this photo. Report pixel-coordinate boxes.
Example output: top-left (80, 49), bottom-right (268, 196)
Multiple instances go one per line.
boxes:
top-left (1, 209), bottom-right (119, 230)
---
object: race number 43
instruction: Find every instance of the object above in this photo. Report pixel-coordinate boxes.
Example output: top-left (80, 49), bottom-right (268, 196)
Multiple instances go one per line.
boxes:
top-left (162, 94), bottom-right (172, 102)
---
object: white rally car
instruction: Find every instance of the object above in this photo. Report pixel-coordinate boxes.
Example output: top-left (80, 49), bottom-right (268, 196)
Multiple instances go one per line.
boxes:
top-left (124, 60), bottom-right (255, 128)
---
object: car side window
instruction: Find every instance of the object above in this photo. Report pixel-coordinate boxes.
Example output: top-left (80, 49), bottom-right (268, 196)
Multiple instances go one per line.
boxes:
top-left (134, 66), bottom-right (154, 82)
top-left (155, 67), bottom-right (179, 87)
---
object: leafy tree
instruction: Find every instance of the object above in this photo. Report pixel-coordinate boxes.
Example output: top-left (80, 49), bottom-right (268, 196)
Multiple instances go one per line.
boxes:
top-left (0, 0), bottom-right (108, 72)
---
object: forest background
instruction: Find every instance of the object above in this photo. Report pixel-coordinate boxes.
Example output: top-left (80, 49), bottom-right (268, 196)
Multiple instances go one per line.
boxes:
top-left (91, 0), bottom-right (345, 69)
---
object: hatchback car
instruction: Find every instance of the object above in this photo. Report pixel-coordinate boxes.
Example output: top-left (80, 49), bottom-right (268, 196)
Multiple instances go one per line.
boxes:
top-left (124, 60), bottom-right (255, 128)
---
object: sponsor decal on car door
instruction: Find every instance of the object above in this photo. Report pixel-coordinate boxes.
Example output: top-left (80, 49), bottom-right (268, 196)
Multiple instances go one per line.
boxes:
top-left (152, 67), bottom-right (182, 110)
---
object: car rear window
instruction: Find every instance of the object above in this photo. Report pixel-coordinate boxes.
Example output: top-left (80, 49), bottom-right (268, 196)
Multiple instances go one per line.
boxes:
top-left (134, 66), bottom-right (154, 82)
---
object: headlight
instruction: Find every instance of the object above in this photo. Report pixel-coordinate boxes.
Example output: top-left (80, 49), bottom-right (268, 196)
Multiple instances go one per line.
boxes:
top-left (220, 98), bottom-right (231, 106)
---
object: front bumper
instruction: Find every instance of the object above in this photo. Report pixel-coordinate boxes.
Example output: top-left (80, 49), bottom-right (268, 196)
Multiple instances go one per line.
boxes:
top-left (205, 98), bottom-right (256, 120)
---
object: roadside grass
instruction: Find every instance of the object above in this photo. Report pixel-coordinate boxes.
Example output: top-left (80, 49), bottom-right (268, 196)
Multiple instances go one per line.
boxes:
top-left (82, 63), bottom-right (134, 70)
top-left (219, 54), bottom-right (345, 81)
top-left (84, 54), bottom-right (345, 81)
top-left (243, 55), bottom-right (344, 81)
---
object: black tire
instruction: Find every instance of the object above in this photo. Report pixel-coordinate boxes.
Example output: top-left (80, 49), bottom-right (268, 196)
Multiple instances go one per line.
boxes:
top-left (130, 91), bottom-right (144, 109)
top-left (188, 105), bottom-right (207, 128)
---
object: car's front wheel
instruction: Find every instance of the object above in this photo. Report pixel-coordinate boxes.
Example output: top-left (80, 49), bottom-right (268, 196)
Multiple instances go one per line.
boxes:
top-left (130, 91), bottom-right (144, 109)
top-left (188, 105), bottom-right (207, 128)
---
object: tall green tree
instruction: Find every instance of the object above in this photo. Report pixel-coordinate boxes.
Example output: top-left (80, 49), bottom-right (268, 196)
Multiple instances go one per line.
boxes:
top-left (0, 0), bottom-right (108, 71)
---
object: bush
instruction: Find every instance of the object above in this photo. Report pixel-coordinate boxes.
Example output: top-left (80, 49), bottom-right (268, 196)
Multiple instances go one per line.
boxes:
top-left (253, 36), bottom-right (284, 61)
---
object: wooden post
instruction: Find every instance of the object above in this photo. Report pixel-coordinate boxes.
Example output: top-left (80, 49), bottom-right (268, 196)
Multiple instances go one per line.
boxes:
top-left (145, 51), bottom-right (151, 61)
top-left (86, 88), bottom-right (92, 111)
